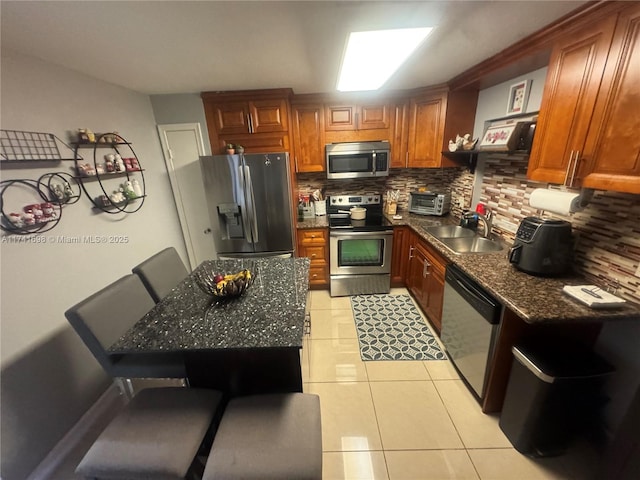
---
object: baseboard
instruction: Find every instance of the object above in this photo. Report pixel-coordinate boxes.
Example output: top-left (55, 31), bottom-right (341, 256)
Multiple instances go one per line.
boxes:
top-left (26, 383), bottom-right (124, 480)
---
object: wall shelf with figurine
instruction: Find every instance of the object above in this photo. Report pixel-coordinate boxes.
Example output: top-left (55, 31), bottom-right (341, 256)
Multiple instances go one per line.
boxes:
top-left (72, 131), bottom-right (146, 214)
top-left (0, 174), bottom-right (81, 235)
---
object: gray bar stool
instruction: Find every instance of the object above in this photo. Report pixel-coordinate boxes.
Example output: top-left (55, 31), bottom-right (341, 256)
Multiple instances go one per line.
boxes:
top-left (203, 393), bottom-right (322, 480)
top-left (132, 247), bottom-right (189, 303)
top-left (76, 387), bottom-right (223, 479)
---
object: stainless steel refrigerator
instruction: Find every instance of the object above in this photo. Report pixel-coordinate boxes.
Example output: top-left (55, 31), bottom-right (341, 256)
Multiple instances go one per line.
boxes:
top-left (200, 152), bottom-right (294, 258)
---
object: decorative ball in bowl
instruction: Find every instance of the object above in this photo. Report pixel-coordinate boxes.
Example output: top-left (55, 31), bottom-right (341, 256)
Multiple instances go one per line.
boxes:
top-left (194, 268), bottom-right (255, 299)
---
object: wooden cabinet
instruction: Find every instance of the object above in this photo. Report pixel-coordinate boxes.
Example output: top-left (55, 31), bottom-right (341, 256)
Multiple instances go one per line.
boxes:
top-left (528, 3), bottom-right (640, 194)
top-left (324, 102), bottom-right (390, 131)
top-left (291, 101), bottom-right (325, 173)
top-left (323, 98), bottom-right (394, 144)
top-left (202, 89), bottom-right (292, 154)
top-left (297, 228), bottom-right (329, 288)
top-left (390, 226), bottom-right (410, 287)
top-left (391, 100), bottom-right (409, 168)
top-left (581, 3), bottom-right (640, 194)
top-left (407, 88), bottom-right (478, 168)
top-left (406, 232), bottom-right (448, 333)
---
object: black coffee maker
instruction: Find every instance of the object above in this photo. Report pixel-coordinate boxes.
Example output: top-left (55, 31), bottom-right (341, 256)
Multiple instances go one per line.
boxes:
top-left (509, 217), bottom-right (573, 276)
top-left (459, 211), bottom-right (479, 230)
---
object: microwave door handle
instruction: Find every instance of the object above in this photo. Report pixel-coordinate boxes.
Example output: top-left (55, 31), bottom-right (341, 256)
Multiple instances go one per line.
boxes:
top-left (242, 164), bottom-right (259, 243)
top-left (372, 151), bottom-right (376, 174)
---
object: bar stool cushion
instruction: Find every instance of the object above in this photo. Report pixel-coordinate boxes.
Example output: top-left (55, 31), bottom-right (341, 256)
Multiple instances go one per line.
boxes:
top-left (76, 387), bottom-right (222, 480)
top-left (203, 393), bottom-right (322, 480)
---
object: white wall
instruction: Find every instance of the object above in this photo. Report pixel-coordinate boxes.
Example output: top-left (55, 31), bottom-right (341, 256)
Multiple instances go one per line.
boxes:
top-left (0, 50), bottom-right (187, 479)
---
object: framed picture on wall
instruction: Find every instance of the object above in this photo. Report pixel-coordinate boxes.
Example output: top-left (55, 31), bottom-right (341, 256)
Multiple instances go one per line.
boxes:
top-left (506, 80), bottom-right (532, 115)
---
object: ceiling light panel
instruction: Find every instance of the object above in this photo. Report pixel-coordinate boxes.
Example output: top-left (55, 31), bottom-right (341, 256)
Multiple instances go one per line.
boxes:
top-left (337, 27), bottom-right (433, 92)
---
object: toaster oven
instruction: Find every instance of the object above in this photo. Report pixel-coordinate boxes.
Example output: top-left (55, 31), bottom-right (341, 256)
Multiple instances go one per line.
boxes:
top-left (409, 192), bottom-right (451, 216)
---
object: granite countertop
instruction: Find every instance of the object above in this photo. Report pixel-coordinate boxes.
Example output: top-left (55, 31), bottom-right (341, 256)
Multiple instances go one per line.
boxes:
top-left (385, 211), bottom-right (639, 324)
top-left (110, 257), bottom-right (311, 353)
top-left (297, 215), bottom-right (329, 229)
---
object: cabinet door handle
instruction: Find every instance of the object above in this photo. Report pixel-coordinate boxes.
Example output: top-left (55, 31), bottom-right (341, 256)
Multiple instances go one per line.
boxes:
top-left (423, 260), bottom-right (431, 277)
top-left (409, 245), bottom-right (415, 259)
top-left (246, 114), bottom-right (254, 134)
top-left (355, 112), bottom-right (359, 130)
top-left (564, 150), bottom-right (575, 186)
top-left (312, 274), bottom-right (318, 279)
top-left (569, 150), bottom-right (580, 187)
top-left (311, 253), bottom-right (317, 258)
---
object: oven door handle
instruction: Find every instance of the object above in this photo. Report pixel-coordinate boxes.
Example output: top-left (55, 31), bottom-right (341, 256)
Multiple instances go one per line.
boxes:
top-left (330, 230), bottom-right (393, 238)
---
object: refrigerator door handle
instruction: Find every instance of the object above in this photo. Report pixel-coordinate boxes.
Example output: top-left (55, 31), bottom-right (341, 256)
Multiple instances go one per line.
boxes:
top-left (242, 165), bottom-right (259, 243)
top-left (238, 165), bottom-right (254, 244)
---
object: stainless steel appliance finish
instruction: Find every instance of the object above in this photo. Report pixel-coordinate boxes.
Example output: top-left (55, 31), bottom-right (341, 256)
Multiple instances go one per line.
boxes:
top-left (328, 194), bottom-right (393, 297)
top-left (409, 191), bottom-right (451, 216)
top-left (441, 264), bottom-right (503, 401)
top-left (200, 153), bottom-right (294, 258)
top-left (325, 141), bottom-right (390, 180)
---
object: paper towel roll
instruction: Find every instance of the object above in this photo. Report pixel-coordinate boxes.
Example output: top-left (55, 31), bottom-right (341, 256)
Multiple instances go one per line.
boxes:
top-left (529, 188), bottom-right (583, 215)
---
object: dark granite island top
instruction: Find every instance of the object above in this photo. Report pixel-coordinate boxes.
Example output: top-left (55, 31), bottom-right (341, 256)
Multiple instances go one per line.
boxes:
top-left (109, 257), bottom-right (311, 354)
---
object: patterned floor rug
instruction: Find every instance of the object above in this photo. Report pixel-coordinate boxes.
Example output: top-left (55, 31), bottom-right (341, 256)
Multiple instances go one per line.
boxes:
top-left (351, 294), bottom-right (447, 361)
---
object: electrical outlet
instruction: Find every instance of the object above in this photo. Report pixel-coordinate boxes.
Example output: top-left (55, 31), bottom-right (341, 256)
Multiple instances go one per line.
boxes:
top-left (635, 263), bottom-right (640, 278)
top-left (457, 197), bottom-right (464, 209)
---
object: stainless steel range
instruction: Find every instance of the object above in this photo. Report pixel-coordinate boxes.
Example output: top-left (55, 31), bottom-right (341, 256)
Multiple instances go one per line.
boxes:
top-left (328, 194), bottom-right (394, 297)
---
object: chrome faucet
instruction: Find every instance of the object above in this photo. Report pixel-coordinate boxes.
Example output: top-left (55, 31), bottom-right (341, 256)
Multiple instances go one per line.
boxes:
top-left (476, 209), bottom-right (493, 238)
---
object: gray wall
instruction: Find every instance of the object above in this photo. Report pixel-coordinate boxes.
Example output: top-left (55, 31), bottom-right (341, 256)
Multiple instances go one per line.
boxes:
top-left (150, 93), bottom-right (213, 155)
top-left (0, 50), bottom-right (187, 479)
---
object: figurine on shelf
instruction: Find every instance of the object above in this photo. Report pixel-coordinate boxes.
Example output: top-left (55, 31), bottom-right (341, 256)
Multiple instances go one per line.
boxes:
top-left (110, 190), bottom-right (125, 204)
top-left (132, 179), bottom-right (143, 197)
top-left (77, 163), bottom-right (96, 176)
top-left (21, 212), bottom-right (36, 226)
top-left (95, 163), bottom-right (105, 175)
top-left (462, 133), bottom-right (479, 151)
top-left (94, 195), bottom-right (110, 207)
top-left (63, 181), bottom-right (74, 200)
top-left (122, 181), bottom-right (137, 200)
top-left (77, 128), bottom-right (95, 143)
top-left (105, 158), bottom-right (115, 173)
top-left (114, 154), bottom-right (125, 172)
top-left (51, 183), bottom-right (65, 201)
top-left (9, 213), bottom-right (24, 227)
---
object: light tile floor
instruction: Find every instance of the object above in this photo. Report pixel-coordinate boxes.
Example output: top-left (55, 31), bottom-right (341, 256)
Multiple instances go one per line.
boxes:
top-left (304, 288), bottom-right (602, 480)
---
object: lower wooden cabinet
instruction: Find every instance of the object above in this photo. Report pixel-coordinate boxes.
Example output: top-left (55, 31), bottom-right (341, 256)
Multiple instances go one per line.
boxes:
top-left (297, 228), bottom-right (329, 288)
top-left (391, 226), bottom-right (410, 287)
top-left (406, 231), bottom-right (447, 333)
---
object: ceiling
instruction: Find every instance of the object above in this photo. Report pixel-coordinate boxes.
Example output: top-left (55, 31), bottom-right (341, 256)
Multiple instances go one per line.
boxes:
top-left (1, 1), bottom-right (587, 96)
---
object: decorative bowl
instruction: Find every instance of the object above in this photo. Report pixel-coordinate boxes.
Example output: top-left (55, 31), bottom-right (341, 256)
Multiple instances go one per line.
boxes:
top-left (194, 268), bottom-right (255, 299)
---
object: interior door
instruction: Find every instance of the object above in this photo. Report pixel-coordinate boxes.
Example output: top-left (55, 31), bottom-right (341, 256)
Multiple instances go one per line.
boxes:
top-left (157, 123), bottom-right (215, 268)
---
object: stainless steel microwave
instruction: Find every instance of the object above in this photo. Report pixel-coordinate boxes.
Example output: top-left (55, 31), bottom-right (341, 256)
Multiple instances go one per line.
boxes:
top-left (325, 141), bottom-right (390, 179)
top-left (409, 192), bottom-right (451, 216)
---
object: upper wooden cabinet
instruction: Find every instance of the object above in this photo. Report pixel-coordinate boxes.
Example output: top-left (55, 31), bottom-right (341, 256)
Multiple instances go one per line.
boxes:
top-left (581, 3), bottom-right (640, 194)
top-left (291, 101), bottom-right (325, 173)
top-left (324, 102), bottom-right (390, 131)
top-left (407, 88), bottom-right (478, 168)
top-left (528, 3), bottom-right (640, 193)
top-left (391, 100), bottom-right (410, 168)
top-left (202, 89), bottom-right (292, 154)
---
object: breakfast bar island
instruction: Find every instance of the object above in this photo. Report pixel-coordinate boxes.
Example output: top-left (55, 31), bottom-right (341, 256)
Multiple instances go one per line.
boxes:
top-left (109, 257), bottom-right (311, 396)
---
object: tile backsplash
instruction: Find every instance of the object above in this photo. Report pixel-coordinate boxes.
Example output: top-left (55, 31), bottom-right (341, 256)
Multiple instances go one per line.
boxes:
top-left (297, 167), bottom-right (471, 218)
top-left (477, 154), bottom-right (640, 303)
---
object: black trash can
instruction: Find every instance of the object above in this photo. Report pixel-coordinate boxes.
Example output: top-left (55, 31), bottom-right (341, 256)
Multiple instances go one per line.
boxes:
top-left (499, 341), bottom-right (614, 457)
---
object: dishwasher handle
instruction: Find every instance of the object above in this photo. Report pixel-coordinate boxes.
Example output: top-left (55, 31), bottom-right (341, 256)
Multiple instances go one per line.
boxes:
top-left (445, 265), bottom-right (501, 324)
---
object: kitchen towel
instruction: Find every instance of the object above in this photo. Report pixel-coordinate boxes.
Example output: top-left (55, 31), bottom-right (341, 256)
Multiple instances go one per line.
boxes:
top-left (351, 294), bottom-right (446, 361)
top-left (529, 188), bottom-right (584, 215)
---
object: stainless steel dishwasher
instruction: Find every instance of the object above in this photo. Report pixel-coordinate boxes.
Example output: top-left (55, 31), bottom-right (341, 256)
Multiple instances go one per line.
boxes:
top-left (441, 264), bottom-right (503, 401)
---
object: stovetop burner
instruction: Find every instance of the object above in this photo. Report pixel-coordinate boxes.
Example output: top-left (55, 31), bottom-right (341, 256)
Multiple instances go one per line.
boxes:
top-left (327, 193), bottom-right (393, 231)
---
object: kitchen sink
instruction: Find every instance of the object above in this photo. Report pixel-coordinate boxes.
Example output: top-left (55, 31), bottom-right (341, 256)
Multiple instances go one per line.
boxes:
top-left (440, 236), bottom-right (504, 254)
top-left (424, 225), bottom-right (477, 238)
